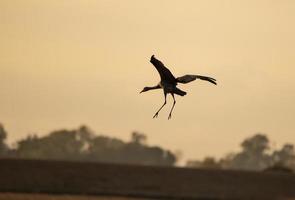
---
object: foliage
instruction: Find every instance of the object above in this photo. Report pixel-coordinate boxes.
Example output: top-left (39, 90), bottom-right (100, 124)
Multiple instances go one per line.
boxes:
top-left (187, 157), bottom-right (221, 169)
top-left (187, 134), bottom-right (295, 172)
top-left (0, 124), bottom-right (176, 166)
top-left (1, 122), bottom-right (294, 171)
top-left (0, 123), bottom-right (8, 155)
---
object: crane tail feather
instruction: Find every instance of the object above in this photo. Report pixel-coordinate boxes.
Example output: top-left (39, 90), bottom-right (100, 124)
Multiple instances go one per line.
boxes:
top-left (174, 88), bottom-right (187, 96)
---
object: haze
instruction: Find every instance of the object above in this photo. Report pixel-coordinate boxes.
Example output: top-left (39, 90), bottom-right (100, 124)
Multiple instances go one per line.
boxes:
top-left (1, 0), bottom-right (295, 161)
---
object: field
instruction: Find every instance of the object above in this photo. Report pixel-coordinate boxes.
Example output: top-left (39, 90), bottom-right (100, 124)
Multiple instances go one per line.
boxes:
top-left (0, 159), bottom-right (295, 200)
top-left (0, 193), bottom-right (153, 200)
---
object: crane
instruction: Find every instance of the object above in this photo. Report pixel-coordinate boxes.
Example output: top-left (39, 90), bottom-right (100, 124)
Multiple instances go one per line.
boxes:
top-left (140, 55), bottom-right (217, 119)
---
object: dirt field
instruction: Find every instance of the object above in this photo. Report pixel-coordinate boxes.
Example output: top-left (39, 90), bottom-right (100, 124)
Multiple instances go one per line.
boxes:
top-left (0, 159), bottom-right (295, 200)
top-left (0, 193), bottom-right (154, 200)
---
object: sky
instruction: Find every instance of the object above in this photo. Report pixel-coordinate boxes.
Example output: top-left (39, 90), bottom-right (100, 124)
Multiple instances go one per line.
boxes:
top-left (1, 0), bottom-right (295, 163)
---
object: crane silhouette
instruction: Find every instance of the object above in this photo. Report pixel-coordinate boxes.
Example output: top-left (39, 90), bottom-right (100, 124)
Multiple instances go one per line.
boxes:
top-left (140, 55), bottom-right (217, 119)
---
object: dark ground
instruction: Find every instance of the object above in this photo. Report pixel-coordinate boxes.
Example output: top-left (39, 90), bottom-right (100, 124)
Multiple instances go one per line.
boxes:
top-left (0, 159), bottom-right (295, 200)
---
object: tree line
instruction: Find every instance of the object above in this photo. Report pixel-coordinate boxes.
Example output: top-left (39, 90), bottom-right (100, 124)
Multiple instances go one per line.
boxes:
top-left (1, 123), bottom-right (294, 171)
top-left (0, 123), bottom-right (176, 166)
top-left (187, 134), bottom-right (295, 172)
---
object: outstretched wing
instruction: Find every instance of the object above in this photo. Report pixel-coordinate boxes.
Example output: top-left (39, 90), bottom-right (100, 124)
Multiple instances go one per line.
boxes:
top-left (177, 74), bottom-right (217, 85)
top-left (150, 55), bottom-right (176, 83)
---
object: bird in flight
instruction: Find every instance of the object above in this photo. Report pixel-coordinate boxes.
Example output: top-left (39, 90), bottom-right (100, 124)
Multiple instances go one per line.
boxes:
top-left (140, 55), bottom-right (217, 119)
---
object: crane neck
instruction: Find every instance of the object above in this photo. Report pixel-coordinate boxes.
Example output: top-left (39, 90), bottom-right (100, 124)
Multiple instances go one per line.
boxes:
top-left (147, 85), bottom-right (161, 90)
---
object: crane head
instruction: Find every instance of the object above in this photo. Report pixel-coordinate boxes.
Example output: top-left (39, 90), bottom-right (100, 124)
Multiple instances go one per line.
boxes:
top-left (150, 55), bottom-right (155, 61)
top-left (140, 87), bottom-right (149, 93)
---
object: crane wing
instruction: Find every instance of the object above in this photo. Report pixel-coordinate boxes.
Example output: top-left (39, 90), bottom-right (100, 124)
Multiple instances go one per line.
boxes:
top-left (177, 75), bottom-right (217, 85)
top-left (150, 55), bottom-right (176, 83)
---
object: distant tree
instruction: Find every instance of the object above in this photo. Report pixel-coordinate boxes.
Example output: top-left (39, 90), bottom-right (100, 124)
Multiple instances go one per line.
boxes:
top-left (229, 134), bottom-right (272, 170)
top-left (121, 143), bottom-right (176, 166)
top-left (271, 144), bottom-right (295, 170)
top-left (186, 160), bottom-right (202, 168)
top-left (131, 132), bottom-right (147, 145)
top-left (241, 134), bottom-right (270, 154)
top-left (187, 157), bottom-right (222, 169)
top-left (202, 157), bottom-right (222, 169)
top-left (0, 123), bottom-right (9, 156)
top-left (87, 135), bottom-right (125, 162)
top-left (186, 134), bottom-right (284, 171)
top-left (16, 126), bottom-right (93, 160)
top-left (219, 153), bottom-right (235, 169)
top-left (13, 126), bottom-right (177, 166)
top-left (87, 133), bottom-right (177, 166)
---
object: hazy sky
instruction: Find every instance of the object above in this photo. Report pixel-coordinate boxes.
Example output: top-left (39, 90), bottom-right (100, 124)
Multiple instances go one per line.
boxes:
top-left (1, 0), bottom-right (295, 162)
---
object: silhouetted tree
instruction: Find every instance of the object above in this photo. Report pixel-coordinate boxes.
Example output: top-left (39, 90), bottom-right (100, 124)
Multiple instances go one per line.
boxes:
top-left (229, 134), bottom-right (272, 170)
top-left (131, 132), bottom-right (147, 145)
top-left (0, 123), bottom-right (8, 156)
top-left (271, 144), bottom-right (295, 170)
top-left (16, 126), bottom-right (93, 160)
top-left (87, 135), bottom-right (125, 162)
top-left (12, 125), bottom-right (176, 166)
top-left (186, 134), bottom-right (295, 172)
top-left (187, 157), bottom-right (222, 169)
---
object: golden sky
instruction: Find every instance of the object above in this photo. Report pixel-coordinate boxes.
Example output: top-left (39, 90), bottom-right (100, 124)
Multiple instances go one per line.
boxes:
top-left (1, 0), bottom-right (295, 162)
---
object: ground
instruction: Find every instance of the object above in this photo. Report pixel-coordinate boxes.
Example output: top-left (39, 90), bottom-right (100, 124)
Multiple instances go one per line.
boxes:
top-left (0, 159), bottom-right (295, 200)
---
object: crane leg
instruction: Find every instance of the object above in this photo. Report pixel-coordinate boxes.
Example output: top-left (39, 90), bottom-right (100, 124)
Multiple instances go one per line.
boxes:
top-left (168, 94), bottom-right (176, 120)
top-left (153, 93), bottom-right (167, 118)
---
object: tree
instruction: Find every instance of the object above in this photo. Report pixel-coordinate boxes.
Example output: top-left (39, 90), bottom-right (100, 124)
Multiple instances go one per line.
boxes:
top-left (13, 126), bottom-right (177, 166)
top-left (16, 126), bottom-right (93, 160)
top-left (0, 123), bottom-right (8, 156)
top-left (272, 144), bottom-right (295, 170)
top-left (229, 134), bottom-right (272, 170)
top-left (187, 157), bottom-right (222, 169)
top-left (186, 134), bottom-right (287, 171)
top-left (131, 132), bottom-right (147, 145)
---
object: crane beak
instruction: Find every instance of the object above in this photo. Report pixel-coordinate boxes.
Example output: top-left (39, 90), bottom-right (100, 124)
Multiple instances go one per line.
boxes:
top-left (140, 89), bottom-right (145, 94)
top-left (150, 55), bottom-right (155, 61)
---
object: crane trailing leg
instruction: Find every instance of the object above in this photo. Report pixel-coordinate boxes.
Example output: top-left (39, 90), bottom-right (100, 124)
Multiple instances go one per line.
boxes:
top-left (153, 93), bottom-right (167, 118)
top-left (168, 94), bottom-right (176, 120)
